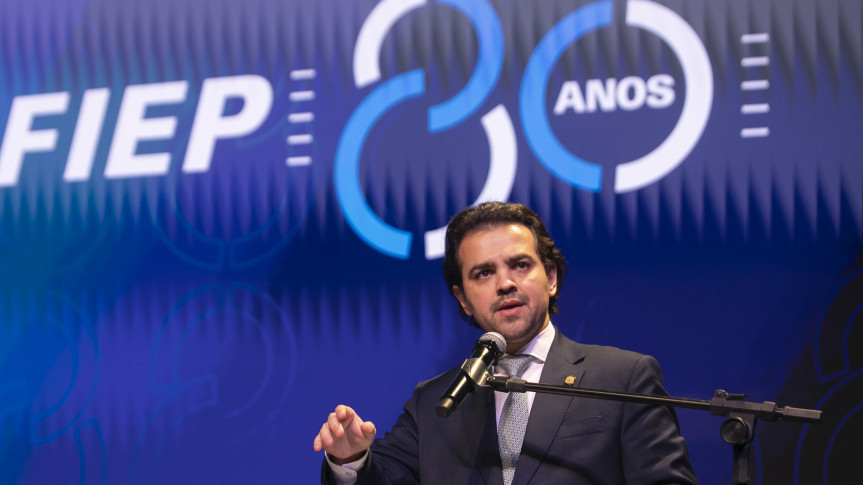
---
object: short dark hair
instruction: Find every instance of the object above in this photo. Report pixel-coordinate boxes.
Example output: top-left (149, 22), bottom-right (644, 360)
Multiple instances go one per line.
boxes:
top-left (442, 202), bottom-right (568, 324)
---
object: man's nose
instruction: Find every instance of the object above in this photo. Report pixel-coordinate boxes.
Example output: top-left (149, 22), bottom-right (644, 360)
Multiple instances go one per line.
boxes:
top-left (496, 274), bottom-right (517, 294)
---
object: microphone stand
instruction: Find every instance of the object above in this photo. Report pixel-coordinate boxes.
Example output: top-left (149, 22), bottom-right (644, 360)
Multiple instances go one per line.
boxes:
top-left (484, 376), bottom-right (821, 485)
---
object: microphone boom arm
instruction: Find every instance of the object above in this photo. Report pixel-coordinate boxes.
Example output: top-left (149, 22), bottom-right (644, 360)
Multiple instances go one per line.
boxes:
top-left (485, 377), bottom-right (820, 423)
top-left (484, 376), bottom-right (821, 485)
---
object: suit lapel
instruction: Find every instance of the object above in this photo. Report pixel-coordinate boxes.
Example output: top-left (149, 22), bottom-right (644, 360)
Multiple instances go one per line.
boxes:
top-left (512, 329), bottom-right (586, 485)
top-left (460, 385), bottom-right (504, 485)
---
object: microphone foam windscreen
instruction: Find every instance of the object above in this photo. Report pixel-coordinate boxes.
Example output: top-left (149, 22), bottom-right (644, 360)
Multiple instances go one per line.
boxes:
top-left (480, 332), bottom-right (506, 355)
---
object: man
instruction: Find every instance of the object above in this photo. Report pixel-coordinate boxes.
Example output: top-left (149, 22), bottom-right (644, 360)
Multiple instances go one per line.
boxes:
top-left (314, 202), bottom-right (697, 484)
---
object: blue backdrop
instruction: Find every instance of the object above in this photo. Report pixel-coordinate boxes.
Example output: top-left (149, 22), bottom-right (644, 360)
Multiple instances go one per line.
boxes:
top-left (0, 0), bottom-right (861, 483)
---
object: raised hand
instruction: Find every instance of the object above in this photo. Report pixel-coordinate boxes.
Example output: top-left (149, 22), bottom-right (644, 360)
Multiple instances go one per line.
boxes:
top-left (313, 405), bottom-right (376, 464)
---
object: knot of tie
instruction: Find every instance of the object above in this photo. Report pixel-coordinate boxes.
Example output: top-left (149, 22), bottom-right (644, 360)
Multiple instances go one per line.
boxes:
top-left (497, 354), bottom-right (533, 485)
top-left (498, 354), bottom-right (533, 378)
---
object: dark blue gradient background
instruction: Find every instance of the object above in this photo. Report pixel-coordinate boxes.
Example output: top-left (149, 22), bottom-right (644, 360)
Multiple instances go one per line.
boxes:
top-left (0, 0), bottom-right (860, 483)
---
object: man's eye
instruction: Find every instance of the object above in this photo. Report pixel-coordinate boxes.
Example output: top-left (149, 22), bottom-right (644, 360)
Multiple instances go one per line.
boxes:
top-left (477, 270), bottom-right (492, 278)
top-left (515, 261), bottom-right (530, 269)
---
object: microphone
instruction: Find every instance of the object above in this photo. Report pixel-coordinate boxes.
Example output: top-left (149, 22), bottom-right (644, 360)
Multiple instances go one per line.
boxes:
top-left (436, 332), bottom-right (506, 418)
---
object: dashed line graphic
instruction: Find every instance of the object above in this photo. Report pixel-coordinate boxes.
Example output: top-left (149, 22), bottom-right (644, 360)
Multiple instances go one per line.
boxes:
top-left (286, 156), bottom-right (311, 166)
top-left (286, 69), bottom-right (316, 166)
top-left (288, 112), bottom-right (314, 123)
top-left (741, 103), bottom-right (769, 114)
top-left (741, 127), bottom-right (769, 138)
top-left (287, 134), bottom-right (312, 145)
top-left (741, 56), bottom-right (769, 67)
top-left (289, 69), bottom-right (316, 81)
top-left (288, 90), bottom-right (315, 102)
top-left (741, 33), bottom-right (769, 44)
top-left (741, 80), bottom-right (769, 90)
top-left (739, 32), bottom-right (770, 138)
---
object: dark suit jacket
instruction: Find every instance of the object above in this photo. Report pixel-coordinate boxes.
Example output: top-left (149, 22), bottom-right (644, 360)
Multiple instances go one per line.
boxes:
top-left (323, 328), bottom-right (697, 484)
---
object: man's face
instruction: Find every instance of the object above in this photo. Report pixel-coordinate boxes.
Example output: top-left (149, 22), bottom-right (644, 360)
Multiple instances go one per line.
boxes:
top-left (452, 224), bottom-right (558, 354)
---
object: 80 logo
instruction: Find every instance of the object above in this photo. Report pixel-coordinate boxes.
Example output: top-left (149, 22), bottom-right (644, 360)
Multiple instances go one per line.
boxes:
top-left (336, 0), bottom-right (713, 259)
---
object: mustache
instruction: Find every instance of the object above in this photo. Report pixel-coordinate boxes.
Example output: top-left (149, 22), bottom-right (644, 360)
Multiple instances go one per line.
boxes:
top-left (491, 294), bottom-right (528, 312)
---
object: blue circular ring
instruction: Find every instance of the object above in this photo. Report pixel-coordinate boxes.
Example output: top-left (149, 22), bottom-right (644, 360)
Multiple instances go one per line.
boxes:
top-left (519, 0), bottom-right (613, 192)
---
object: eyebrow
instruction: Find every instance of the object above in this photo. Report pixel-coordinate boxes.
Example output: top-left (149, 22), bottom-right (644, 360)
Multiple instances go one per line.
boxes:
top-left (506, 253), bottom-right (535, 266)
top-left (466, 253), bottom-right (534, 276)
top-left (467, 261), bottom-right (495, 277)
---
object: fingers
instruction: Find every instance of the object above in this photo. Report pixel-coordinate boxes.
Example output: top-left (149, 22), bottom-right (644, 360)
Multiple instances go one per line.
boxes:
top-left (313, 409), bottom-right (344, 452)
top-left (335, 405), bottom-right (369, 439)
top-left (313, 420), bottom-right (333, 452)
top-left (360, 420), bottom-right (376, 438)
top-left (342, 408), bottom-right (376, 443)
top-left (328, 410), bottom-right (345, 438)
top-left (313, 405), bottom-right (374, 453)
top-left (335, 404), bottom-right (355, 423)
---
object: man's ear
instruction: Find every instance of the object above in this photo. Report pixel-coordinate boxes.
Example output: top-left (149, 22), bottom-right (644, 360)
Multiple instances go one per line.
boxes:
top-left (547, 266), bottom-right (558, 298)
top-left (453, 285), bottom-right (472, 316)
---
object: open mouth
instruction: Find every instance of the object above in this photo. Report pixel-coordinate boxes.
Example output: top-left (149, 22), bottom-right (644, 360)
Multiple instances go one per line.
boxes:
top-left (496, 299), bottom-right (525, 313)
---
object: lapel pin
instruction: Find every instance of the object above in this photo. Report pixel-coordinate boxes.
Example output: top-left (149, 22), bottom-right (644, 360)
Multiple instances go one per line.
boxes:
top-left (564, 375), bottom-right (576, 386)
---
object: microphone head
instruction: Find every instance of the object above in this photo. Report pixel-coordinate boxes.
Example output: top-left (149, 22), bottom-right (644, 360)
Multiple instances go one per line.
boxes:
top-left (479, 331), bottom-right (506, 357)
